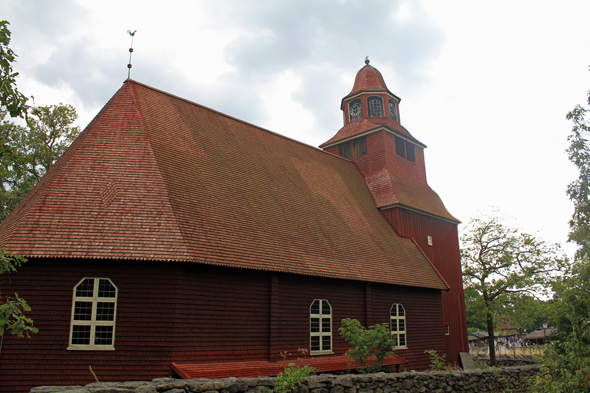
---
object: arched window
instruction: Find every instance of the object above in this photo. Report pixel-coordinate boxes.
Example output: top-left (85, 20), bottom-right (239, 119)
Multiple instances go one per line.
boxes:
top-left (348, 99), bottom-right (362, 121)
top-left (368, 96), bottom-right (384, 117)
top-left (390, 303), bottom-right (407, 348)
top-left (388, 99), bottom-right (398, 121)
top-left (69, 278), bottom-right (118, 350)
top-left (310, 299), bottom-right (332, 354)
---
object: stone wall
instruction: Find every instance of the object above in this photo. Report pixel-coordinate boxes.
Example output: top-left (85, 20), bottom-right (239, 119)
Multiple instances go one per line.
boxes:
top-left (31, 365), bottom-right (539, 393)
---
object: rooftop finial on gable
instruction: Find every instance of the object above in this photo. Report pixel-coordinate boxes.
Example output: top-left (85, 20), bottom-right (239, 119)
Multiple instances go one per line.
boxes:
top-left (365, 56), bottom-right (370, 65)
top-left (127, 29), bottom-right (137, 79)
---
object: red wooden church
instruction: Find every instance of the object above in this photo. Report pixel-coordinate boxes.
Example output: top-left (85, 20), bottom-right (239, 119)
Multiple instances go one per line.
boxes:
top-left (0, 60), bottom-right (467, 392)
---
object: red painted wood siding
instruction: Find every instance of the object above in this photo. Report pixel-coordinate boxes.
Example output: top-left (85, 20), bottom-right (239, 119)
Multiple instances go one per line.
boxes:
top-left (0, 259), bottom-right (445, 393)
top-left (380, 207), bottom-right (468, 366)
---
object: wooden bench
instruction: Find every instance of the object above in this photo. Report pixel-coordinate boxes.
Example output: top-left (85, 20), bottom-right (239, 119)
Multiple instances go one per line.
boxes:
top-left (172, 355), bottom-right (408, 379)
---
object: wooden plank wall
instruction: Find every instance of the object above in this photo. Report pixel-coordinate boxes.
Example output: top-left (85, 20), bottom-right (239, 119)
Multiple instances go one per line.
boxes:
top-left (0, 258), bottom-right (445, 393)
top-left (380, 207), bottom-right (469, 366)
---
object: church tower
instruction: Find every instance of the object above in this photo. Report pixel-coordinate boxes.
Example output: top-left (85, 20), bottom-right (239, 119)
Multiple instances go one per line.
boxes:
top-left (320, 59), bottom-right (468, 365)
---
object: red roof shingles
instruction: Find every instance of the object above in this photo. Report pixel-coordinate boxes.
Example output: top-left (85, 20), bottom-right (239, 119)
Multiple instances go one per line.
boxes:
top-left (0, 80), bottom-right (448, 290)
top-left (344, 64), bottom-right (391, 99)
top-left (365, 169), bottom-right (459, 222)
top-left (319, 117), bottom-right (423, 148)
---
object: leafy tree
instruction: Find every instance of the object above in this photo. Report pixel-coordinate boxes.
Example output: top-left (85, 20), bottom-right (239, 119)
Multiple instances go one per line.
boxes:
top-left (532, 260), bottom-right (590, 392)
top-left (566, 68), bottom-right (590, 260)
top-left (339, 318), bottom-right (396, 373)
top-left (532, 66), bottom-right (590, 392)
top-left (0, 20), bottom-right (28, 196)
top-left (0, 249), bottom-right (37, 338)
top-left (0, 20), bottom-right (27, 120)
top-left (0, 20), bottom-right (38, 342)
top-left (1, 103), bottom-right (81, 221)
top-left (461, 212), bottom-right (565, 366)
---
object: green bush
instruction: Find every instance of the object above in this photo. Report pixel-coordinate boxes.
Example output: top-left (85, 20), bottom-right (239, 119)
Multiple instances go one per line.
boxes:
top-left (424, 349), bottom-right (451, 371)
top-left (272, 363), bottom-right (315, 393)
top-left (339, 318), bottom-right (396, 373)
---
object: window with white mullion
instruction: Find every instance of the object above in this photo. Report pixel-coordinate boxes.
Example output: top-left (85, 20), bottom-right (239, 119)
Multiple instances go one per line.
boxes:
top-left (310, 299), bottom-right (332, 354)
top-left (69, 278), bottom-right (117, 350)
top-left (390, 303), bottom-right (407, 348)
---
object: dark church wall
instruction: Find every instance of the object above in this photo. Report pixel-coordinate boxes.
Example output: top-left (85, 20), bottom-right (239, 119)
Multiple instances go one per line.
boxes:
top-left (0, 259), bottom-right (177, 393)
top-left (0, 259), bottom-right (444, 393)
top-left (381, 207), bottom-right (469, 366)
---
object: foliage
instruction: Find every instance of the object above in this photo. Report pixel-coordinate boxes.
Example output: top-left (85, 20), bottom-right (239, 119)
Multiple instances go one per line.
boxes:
top-left (272, 363), bottom-right (315, 393)
top-left (0, 248), bottom-right (37, 337)
top-left (530, 66), bottom-right (590, 392)
top-left (532, 260), bottom-right (590, 392)
top-left (0, 20), bottom-right (27, 120)
top-left (566, 80), bottom-right (590, 260)
top-left (424, 349), bottom-right (451, 371)
top-left (1, 103), bottom-right (81, 221)
top-left (339, 318), bottom-right (396, 373)
top-left (461, 212), bottom-right (565, 366)
top-left (0, 20), bottom-right (40, 341)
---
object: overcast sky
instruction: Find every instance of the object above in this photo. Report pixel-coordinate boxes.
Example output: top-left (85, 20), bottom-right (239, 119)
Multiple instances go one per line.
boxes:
top-left (2, 0), bottom-right (590, 257)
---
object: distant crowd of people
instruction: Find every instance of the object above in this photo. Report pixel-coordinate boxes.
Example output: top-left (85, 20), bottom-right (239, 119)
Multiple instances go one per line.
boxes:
top-left (469, 336), bottom-right (529, 350)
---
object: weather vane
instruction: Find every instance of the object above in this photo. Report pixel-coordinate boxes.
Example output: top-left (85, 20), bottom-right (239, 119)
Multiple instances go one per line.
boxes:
top-left (365, 56), bottom-right (370, 65)
top-left (127, 30), bottom-right (137, 79)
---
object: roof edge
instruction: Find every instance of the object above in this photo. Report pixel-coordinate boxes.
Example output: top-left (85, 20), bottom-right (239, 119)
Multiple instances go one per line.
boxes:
top-left (320, 126), bottom-right (427, 150)
top-left (380, 203), bottom-right (461, 224)
top-left (410, 237), bottom-right (451, 291)
top-left (19, 253), bottom-right (449, 290)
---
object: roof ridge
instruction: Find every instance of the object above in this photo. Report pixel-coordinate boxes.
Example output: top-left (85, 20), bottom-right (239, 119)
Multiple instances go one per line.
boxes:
top-left (128, 82), bottom-right (194, 256)
top-left (125, 79), bottom-right (336, 155)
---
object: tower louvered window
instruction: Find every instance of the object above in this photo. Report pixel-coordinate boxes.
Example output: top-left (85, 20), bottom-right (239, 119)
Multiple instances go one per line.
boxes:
top-left (310, 299), bottom-right (332, 354)
top-left (390, 304), bottom-right (407, 348)
top-left (368, 96), bottom-right (384, 117)
top-left (388, 99), bottom-right (398, 121)
top-left (69, 278), bottom-right (118, 350)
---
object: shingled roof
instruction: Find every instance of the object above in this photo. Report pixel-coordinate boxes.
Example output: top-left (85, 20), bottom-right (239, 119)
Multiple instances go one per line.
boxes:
top-left (0, 80), bottom-right (448, 290)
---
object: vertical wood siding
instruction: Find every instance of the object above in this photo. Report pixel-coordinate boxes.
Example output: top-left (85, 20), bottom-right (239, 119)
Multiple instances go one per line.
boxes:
top-left (380, 207), bottom-right (469, 366)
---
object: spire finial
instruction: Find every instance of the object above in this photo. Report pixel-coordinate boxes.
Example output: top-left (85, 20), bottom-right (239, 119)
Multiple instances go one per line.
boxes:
top-left (365, 56), bottom-right (370, 65)
top-left (126, 30), bottom-right (137, 79)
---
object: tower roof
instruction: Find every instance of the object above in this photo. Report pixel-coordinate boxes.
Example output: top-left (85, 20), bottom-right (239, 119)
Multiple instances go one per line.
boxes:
top-left (343, 63), bottom-right (394, 101)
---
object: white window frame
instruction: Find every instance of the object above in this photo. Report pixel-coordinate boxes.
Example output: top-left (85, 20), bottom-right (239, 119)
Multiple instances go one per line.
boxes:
top-left (310, 299), bottom-right (333, 355)
top-left (68, 277), bottom-right (118, 351)
top-left (390, 303), bottom-right (407, 349)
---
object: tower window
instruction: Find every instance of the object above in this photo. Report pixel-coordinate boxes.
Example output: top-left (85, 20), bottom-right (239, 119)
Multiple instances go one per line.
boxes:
top-left (339, 137), bottom-right (367, 160)
top-left (368, 96), bottom-right (384, 117)
top-left (353, 137), bottom-right (367, 158)
top-left (339, 142), bottom-right (352, 159)
top-left (395, 135), bottom-right (406, 158)
top-left (406, 141), bottom-right (415, 162)
top-left (388, 99), bottom-right (398, 122)
top-left (395, 136), bottom-right (416, 163)
top-left (349, 99), bottom-right (362, 121)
